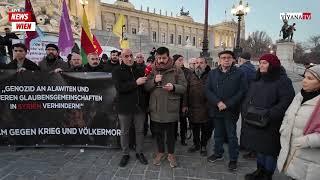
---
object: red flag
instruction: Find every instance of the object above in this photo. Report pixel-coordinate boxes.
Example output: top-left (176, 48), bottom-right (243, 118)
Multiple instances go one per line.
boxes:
top-left (24, 0), bottom-right (38, 50)
top-left (93, 35), bottom-right (103, 55)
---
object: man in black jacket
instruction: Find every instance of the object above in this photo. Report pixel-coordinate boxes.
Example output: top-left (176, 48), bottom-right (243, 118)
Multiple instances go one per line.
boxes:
top-left (4, 28), bottom-right (19, 60)
top-left (206, 50), bottom-right (247, 171)
top-left (83, 52), bottom-right (105, 72)
top-left (38, 44), bottom-right (68, 72)
top-left (104, 50), bottom-right (120, 72)
top-left (68, 53), bottom-right (84, 72)
top-left (112, 48), bottom-right (148, 167)
top-left (6, 43), bottom-right (39, 71)
top-left (173, 54), bottom-right (192, 146)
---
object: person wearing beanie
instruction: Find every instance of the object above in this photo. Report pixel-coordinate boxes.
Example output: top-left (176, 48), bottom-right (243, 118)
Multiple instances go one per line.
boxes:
top-left (242, 53), bottom-right (295, 180)
top-left (38, 43), bottom-right (68, 72)
top-left (173, 54), bottom-right (193, 146)
top-left (278, 64), bottom-right (320, 180)
top-left (206, 50), bottom-right (248, 171)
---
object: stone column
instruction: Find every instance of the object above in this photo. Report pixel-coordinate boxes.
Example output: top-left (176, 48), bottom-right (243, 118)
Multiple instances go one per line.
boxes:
top-left (276, 41), bottom-right (295, 71)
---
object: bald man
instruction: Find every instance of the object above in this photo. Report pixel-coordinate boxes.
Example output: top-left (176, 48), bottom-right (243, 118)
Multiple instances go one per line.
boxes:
top-left (112, 48), bottom-right (148, 167)
top-left (69, 53), bottom-right (84, 72)
top-left (135, 52), bottom-right (145, 68)
top-left (188, 58), bottom-right (197, 72)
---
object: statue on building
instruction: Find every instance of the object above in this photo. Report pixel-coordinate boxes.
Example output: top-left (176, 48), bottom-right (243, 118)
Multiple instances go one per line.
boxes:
top-left (279, 19), bottom-right (296, 42)
top-left (180, 6), bottom-right (190, 16)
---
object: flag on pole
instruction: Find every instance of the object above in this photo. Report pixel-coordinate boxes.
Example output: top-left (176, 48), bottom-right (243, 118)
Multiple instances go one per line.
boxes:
top-left (93, 35), bottom-right (103, 55)
top-left (113, 14), bottom-right (129, 48)
top-left (80, 8), bottom-right (96, 64)
top-left (58, 0), bottom-right (74, 56)
top-left (24, 0), bottom-right (38, 50)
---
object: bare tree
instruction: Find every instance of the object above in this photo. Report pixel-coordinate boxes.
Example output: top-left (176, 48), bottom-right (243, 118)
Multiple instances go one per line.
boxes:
top-left (309, 35), bottom-right (320, 48)
top-left (241, 31), bottom-right (273, 60)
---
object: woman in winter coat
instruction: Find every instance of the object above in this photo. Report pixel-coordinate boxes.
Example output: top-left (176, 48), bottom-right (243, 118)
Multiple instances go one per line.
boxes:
top-left (241, 54), bottom-right (295, 180)
top-left (277, 65), bottom-right (320, 180)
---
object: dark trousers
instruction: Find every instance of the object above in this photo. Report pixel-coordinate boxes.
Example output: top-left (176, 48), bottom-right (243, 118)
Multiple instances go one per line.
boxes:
top-left (191, 122), bottom-right (211, 147)
top-left (118, 112), bottom-right (145, 155)
top-left (213, 116), bottom-right (239, 161)
top-left (152, 121), bottom-right (176, 154)
top-left (175, 115), bottom-right (187, 141)
top-left (257, 153), bottom-right (277, 173)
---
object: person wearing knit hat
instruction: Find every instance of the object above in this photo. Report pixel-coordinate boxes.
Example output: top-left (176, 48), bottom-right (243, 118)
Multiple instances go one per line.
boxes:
top-left (38, 43), bottom-right (68, 72)
top-left (45, 43), bottom-right (59, 51)
top-left (172, 53), bottom-right (192, 146)
top-left (242, 53), bottom-right (295, 179)
top-left (278, 64), bottom-right (320, 180)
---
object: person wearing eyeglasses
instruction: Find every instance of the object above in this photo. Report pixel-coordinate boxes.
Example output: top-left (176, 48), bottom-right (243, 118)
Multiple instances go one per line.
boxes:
top-left (206, 50), bottom-right (248, 171)
top-left (38, 43), bottom-right (68, 73)
top-left (5, 43), bottom-right (39, 72)
top-left (112, 48), bottom-right (149, 167)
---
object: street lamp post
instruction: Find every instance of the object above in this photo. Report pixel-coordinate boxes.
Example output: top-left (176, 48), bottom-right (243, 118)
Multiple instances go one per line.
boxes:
top-left (200, 0), bottom-right (212, 65)
top-left (231, 0), bottom-right (250, 59)
top-left (79, 0), bottom-right (88, 8)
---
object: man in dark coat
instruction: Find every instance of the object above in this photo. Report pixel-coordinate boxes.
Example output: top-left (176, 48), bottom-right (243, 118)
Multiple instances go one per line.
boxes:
top-left (238, 52), bottom-right (257, 158)
top-left (0, 35), bottom-right (7, 64)
top-left (83, 53), bottom-right (105, 72)
top-left (3, 28), bottom-right (19, 60)
top-left (68, 53), bottom-right (84, 72)
top-left (112, 48), bottom-right (148, 167)
top-left (104, 50), bottom-right (120, 72)
top-left (173, 54), bottom-right (193, 146)
top-left (242, 54), bottom-right (295, 179)
top-left (38, 44), bottom-right (68, 72)
top-left (6, 43), bottom-right (39, 71)
top-left (238, 52), bottom-right (256, 85)
top-left (183, 57), bottom-right (211, 156)
top-left (206, 50), bottom-right (247, 171)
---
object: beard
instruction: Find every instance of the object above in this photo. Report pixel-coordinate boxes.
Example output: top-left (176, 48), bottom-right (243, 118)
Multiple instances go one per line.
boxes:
top-left (46, 54), bottom-right (56, 62)
top-left (195, 68), bottom-right (204, 77)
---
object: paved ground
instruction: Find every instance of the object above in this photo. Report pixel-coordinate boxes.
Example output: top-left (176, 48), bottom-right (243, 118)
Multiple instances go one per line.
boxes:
top-left (0, 136), bottom-right (290, 180)
top-left (0, 72), bottom-right (302, 180)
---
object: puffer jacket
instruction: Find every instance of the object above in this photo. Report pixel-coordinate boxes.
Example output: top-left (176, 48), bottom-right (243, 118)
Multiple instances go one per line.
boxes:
top-left (277, 94), bottom-right (320, 180)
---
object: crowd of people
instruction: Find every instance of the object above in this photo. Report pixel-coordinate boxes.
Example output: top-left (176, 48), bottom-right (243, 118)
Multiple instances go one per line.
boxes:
top-left (0, 41), bottom-right (319, 180)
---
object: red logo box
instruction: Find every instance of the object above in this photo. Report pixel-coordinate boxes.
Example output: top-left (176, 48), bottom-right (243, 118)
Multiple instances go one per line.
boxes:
top-left (8, 12), bottom-right (32, 22)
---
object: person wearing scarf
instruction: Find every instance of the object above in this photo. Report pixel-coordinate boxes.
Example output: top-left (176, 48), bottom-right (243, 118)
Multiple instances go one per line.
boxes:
top-left (278, 65), bottom-right (320, 180)
top-left (145, 47), bottom-right (187, 168)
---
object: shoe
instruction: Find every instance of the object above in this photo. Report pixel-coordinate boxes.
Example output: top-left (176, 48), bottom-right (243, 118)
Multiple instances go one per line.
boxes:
top-left (242, 151), bottom-right (256, 159)
top-left (188, 145), bottom-right (200, 153)
top-left (119, 155), bottom-right (130, 167)
top-left (136, 153), bottom-right (148, 165)
top-left (245, 167), bottom-right (264, 180)
top-left (261, 169), bottom-right (273, 180)
top-left (228, 161), bottom-right (238, 171)
top-left (153, 153), bottom-right (166, 166)
top-left (200, 146), bottom-right (207, 156)
top-left (207, 154), bottom-right (224, 163)
top-left (181, 140), bottom-right (187, 146)
top-left (167, 154), bottom-right (177, 168)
